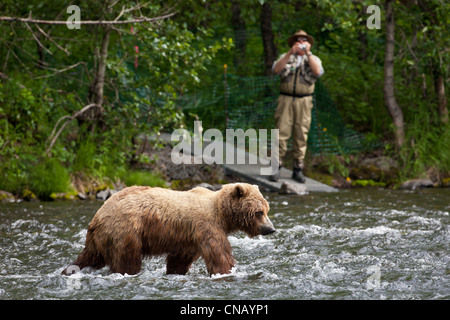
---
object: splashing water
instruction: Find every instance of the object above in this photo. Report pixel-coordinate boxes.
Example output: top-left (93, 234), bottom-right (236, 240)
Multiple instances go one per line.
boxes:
top-left (0, 188), bottom-right (448, 299)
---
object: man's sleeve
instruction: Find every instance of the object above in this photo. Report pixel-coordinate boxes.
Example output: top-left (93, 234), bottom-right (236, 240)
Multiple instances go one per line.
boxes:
top-left (314, 55), bottom-right (325, 77)
top-left (272, 53), bottom-right (287, 75)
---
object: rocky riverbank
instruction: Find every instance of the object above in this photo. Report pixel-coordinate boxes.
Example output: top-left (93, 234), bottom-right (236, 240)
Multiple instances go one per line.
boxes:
top-left (0, 142), bottom-right (234, 203)
top-left (307, 152), bottom-right (450, 190)
top-left (1, 143), bottom-right (448, 203)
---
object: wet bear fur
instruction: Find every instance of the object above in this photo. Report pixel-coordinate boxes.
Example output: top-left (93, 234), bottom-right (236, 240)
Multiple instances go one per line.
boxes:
top-left (62, 183), bottom-right (275, 276)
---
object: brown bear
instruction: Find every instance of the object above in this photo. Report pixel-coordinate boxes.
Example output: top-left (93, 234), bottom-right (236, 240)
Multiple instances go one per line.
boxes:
top-left (62, 183), bottom-right (275, 276)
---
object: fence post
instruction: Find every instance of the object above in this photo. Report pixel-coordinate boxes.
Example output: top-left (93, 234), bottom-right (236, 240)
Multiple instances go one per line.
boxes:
top-left (224, 64), bottom-right (228, 129)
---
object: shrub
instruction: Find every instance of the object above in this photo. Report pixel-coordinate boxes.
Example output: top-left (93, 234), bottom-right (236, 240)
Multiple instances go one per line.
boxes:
top-left (121, 170), bottom-right (167, 188)
top-left (29, 158), bottom-right (70, 200)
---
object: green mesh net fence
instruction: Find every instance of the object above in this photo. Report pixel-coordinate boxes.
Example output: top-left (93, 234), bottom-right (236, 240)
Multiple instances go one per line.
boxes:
top-left (182, 73), bottom-right (381, 156)
top-left (308, 79), bottom-right (383, 155)
top-left (139, 63), bottom-right (381, 156)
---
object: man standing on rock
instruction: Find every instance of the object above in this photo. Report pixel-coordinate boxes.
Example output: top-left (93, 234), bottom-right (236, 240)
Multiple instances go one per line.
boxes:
top-left (270, 30), bottom-right (324, 183)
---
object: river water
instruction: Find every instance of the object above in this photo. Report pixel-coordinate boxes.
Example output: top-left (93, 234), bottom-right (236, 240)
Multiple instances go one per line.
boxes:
top-left (0, 188), bottom-right (448, 300)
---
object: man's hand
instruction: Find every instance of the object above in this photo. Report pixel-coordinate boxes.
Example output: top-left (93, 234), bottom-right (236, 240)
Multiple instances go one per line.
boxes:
top-left (274, 40), bottom-right (319, 75)
top-left (290, 41), bottom-right (311, 55)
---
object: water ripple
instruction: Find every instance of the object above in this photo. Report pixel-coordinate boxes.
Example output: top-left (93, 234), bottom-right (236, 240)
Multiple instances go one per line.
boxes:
top-left (0, 188), bottom-right (449, 299)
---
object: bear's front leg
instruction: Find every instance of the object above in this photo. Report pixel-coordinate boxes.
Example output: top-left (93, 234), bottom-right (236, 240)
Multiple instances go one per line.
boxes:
top-left (109, 235), bottom-right (143, 275)
top-left (201, 236), bottom-right (236, 276)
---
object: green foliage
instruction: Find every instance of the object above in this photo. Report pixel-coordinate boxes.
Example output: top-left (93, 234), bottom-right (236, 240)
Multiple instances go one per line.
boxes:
top-left (29, 157), bottom-right (70, 200)
top-left (0, 0), bottom-right (448, 199)
top-left (71, 133), bottom-right (129, 182)
top-left (72, 138), bottom-right (96, 174)
top-left (351, 179), bottom-right (386, 188)
top-left (323, 154), bottom-right (350, 178)
top-left (0, 1), bottom-right (232, 198)
top-left (121, 170), bottom-right (167, 188)
top-left (397, 120), bottom-right (450, 180)
top-left (0, 157), bottom-right (29, 196)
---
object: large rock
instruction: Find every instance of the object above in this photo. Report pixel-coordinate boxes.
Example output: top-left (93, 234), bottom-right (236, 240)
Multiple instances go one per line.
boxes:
top-left (147, 145), bottom-right (225, 188)
top-left (350, 156), bottom-right (398, 182)
top-left (96, 189), bottom-right (118, 201)
top-left (400, 179), bottom-right (434, 190)
top-left (278, 181), bottom-right (307, 195)
top-left (0, 190), bottom-right (15, 202)
top-left (192, 183), bottom-right (217, 191)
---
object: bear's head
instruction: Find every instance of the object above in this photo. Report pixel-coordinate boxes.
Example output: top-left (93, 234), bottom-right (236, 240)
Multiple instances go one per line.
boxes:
top-left (219, 183), bottom-right (275, 238)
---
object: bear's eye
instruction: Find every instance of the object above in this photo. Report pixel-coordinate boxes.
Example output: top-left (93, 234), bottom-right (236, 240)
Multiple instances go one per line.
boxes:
top-left (255, 211), bottom-right (264, 218)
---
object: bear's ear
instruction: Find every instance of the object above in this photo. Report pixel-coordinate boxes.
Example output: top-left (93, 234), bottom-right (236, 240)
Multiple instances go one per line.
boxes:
top-left (233, 184), bottom-right (248, 198)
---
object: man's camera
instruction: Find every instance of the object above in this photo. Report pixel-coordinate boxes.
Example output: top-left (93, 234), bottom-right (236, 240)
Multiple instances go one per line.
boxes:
top-left (298, 44), bottom-right (307, 51)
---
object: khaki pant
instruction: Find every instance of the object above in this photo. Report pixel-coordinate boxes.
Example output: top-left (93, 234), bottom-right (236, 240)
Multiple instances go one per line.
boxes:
top-left (274, 94), bottom-right (314, 168)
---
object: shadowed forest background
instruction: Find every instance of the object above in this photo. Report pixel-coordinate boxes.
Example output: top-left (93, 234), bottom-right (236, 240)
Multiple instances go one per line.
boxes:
top-left (0, 0), bottom-right (448, 200)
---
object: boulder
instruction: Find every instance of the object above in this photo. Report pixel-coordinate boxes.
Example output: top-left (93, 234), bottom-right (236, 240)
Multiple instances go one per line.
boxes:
top-left (350, 156), bottom-right (398, 182)
top-left (192, 183), bottom-right (217, 191)
top-left (77, 192), bottom-right (87, 200)
top-left (278, 181), bottom-right (307, 195)
top-left (400, 179), bottom-right (434, 190)
top-left (0, 190), bottom-right (15, 202)
top-left (96, 189), bottom-right (117, 201)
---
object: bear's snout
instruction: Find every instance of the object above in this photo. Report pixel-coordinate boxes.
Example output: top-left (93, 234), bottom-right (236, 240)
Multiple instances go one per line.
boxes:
top-left (259, 218), bottom-right (276, 235)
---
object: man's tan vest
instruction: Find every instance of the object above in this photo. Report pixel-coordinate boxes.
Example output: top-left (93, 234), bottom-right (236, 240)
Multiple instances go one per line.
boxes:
top-left (278, 54), bottom-right (319, 96)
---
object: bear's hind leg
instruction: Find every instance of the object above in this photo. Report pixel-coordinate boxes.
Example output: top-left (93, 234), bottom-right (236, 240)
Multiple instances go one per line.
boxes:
top-left (166, 252), bottom-right (200, 275)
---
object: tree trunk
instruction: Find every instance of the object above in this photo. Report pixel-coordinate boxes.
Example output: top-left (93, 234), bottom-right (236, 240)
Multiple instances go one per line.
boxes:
top-left (260, 2), bottom-right (278, 76)
top-left (79, 26), bottom-right (111, 128)
top-left (384, 0), bottom-right (405, 148)
top-left (93, 26), bottom-right (111, 109)
top-left (231, 2), bottom-right (246, 74)
top-left (434, 73), bottom-right (448, 124)
top-left (36, 33), bottom-right (46, 69)
top-left (358, 5), bottom-right (368, 61)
